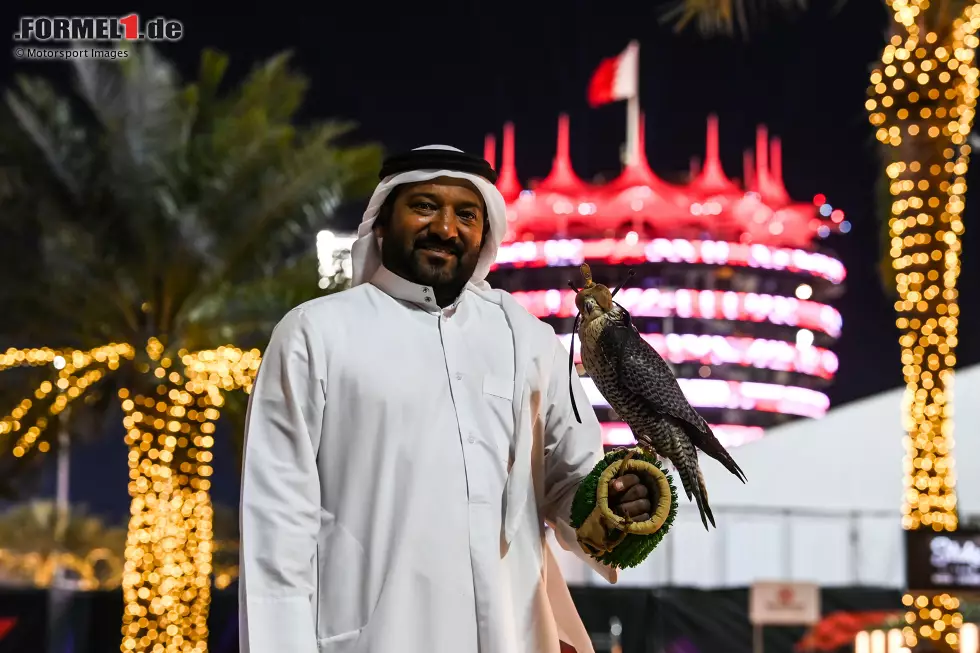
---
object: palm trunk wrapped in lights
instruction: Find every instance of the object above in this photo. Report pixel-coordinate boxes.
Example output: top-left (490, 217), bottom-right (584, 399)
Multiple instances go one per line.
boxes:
top-left (867, 2), bottom-right (980, 650)
top-left (0, 342), bottom-right (260, 653)
top-left (119, 392), bottom-right (210, 650)
top-left (119, 393), bottom-right (215, 651)
top-left (119, 340), bottom-right (260, 652)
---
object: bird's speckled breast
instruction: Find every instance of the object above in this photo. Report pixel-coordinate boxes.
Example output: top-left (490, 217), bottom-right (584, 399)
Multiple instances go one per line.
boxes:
top-left (578, 316), bottom-right (626, 408)
top-left (578, 317), bottom-right (609, 379)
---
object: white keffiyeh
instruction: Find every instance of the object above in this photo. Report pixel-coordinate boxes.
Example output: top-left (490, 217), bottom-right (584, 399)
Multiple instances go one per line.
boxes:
top-left (349, 144), bottom-right (508, 289)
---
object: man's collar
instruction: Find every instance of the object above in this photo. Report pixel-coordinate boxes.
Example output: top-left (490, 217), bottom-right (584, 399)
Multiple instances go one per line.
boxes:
top-left (370, 265), bottom-right (466, 313)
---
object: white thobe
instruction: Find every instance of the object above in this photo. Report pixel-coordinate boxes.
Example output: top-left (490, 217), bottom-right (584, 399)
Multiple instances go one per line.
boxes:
top-left (239, 265), bottom-right (617, 653)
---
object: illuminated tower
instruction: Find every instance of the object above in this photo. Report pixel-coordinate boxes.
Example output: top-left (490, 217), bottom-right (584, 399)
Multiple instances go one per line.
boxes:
top-left (485, 113), bottom-right (848, 448)
top-left (316, 114), bottom-right (849, 449)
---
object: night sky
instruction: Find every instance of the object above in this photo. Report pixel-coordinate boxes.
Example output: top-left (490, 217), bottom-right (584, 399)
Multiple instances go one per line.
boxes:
top-left (2, 0), bottom-right (978, 521)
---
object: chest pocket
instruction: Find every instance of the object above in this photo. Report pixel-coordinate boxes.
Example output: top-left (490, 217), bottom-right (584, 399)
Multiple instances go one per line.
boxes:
top-left (483, 374), bottom-right (513, 400)
top-left (481, 374), bottom-right (515, 467)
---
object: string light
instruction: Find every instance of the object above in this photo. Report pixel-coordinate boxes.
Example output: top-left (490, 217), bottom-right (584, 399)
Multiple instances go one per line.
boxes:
top-left (0, 344), bottom-right (134, 372)
top-left (0, 548), bottom-right (123, 590)
top-left (181, 346), bottom-right (262, 398)
top-left (901, 592), bottom-right (965, 649)
top-left (1, 344), bottom-right (134, 450)
top-left (1, 340), bottom-right (259, 652)
top-left (0, 545), bottom-right (239, 593)
top-left (119, 343), bottom-right (260, 653)
top-left (868, 2), bottom-right (980, 649)
top-left (0, 347), bottom-right (67, 372)
top-left (12, 367), bottom-right (107, 456)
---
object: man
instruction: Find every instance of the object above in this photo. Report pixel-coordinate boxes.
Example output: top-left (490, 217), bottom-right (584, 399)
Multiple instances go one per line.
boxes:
top-left (239, 146), bottom-right (654, 653)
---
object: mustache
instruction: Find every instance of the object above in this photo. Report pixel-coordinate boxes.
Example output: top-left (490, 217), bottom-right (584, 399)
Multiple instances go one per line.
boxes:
top-left (414, 237), bottom-right (463, 256)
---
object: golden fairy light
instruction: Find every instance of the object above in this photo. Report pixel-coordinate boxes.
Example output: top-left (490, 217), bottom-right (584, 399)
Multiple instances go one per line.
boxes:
top-left (0, 544), bottom-right (238, 593)
top-left (0, 548), bottom-right (124, 590)
top-left (1, 340), bottom-right (261, 653)
top-left (1, 344), bottom-right (135, 448)
top-left (119, 341), bottom-right (260, 653)
top-left (867, 1), bottom-right (980, 649)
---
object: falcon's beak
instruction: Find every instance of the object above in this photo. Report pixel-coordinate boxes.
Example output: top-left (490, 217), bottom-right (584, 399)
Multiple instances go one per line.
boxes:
top-left (583, 297), bottom-right (600, 318)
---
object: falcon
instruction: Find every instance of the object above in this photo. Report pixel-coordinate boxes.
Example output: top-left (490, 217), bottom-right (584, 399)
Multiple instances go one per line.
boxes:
top-left (570, 264), bottom-right (746, 529)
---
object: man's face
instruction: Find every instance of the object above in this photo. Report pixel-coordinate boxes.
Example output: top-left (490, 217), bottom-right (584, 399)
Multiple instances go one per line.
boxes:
top-left (376, 177), bottom-right (487, 290)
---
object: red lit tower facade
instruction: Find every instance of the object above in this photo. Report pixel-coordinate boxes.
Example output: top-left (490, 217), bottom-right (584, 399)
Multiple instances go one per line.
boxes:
top-left (483, 114), bottom-right (848, 449)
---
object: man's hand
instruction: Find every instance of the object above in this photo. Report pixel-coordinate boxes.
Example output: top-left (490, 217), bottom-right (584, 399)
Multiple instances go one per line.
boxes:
top-left (609, 474), bottom-right (651, 522)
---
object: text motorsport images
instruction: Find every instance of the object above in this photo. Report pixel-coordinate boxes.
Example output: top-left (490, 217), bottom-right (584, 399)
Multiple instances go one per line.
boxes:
top-left (12, 15), bottom-right (183, 62)
top-left (14, 46), bottom-right (130, 61)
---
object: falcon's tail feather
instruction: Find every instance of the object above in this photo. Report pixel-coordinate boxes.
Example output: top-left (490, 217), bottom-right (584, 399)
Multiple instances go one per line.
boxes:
top-left (707, 445), bottom-right (747, 484)
top-left (691, 423), bottom-right (748, 484)
top-left (676, 459), bottom-right (716, 531)
top-left (696, 469), bottom-right (716, 530)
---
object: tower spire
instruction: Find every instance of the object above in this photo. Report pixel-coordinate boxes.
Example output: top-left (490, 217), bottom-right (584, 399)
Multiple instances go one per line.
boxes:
top-left (743, 149), bottom-right (756, 191)
top-left (755, 125), bottom-right (769, 188)
top-left (770, 136), bottom-right (783, 186)
top-left (496, 122), bottom-right (522, 202)
top-left (557, 113), bottom-right (571, 163)
top-left (539, 113), bottom-right (587, 194)
top-left (768, 136), bottom-right (789, 203)
top-left (693, 114), bottom-right (737, 193)
top-left (484, 133), bottom-right (496, 170)
top-left (754, 125), bottom-right (786, 202)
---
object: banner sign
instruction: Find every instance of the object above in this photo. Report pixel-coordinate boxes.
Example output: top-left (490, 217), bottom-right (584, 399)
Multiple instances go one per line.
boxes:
top-left (750, 581), bottom-right (821, 626)
top-left (906, 528), bottom-right (980, 591)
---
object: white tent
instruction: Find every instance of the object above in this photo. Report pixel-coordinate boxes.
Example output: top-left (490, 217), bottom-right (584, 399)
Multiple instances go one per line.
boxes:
top-left (552, 363), bottom-right (980, 589)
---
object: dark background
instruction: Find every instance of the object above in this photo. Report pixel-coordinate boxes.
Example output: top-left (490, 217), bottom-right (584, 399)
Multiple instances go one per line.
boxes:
top-left (1, 1), bottom-right (977, 521)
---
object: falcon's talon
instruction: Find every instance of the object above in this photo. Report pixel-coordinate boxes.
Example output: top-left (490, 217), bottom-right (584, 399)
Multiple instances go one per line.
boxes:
top-left (616, 450), bottom-right (636, 479)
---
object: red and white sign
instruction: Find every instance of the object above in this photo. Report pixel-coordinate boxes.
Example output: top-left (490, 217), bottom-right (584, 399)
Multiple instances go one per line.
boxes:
top-left (749, 582), bottom-right (821, 626)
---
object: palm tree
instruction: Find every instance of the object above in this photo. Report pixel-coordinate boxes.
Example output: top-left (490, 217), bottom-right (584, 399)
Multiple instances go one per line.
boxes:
top-left (0, 44), bottom-right (380, 653)
top-left (662, 0), bottom-right (814, 36)
top-left (865, 6), bottom-right (979, 649)
top-left (672, 1), bottom-right (979, 650)
top-left (0, 500), bottom-right (127, 590)
top-left (0, 500), bottom-right (242, 593)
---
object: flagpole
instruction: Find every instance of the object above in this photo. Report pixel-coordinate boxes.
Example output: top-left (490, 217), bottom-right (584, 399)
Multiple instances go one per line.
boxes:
top-left (626, 96), bottom-right (639, 166)
top-left (623, 40), bottom-right (641, 166)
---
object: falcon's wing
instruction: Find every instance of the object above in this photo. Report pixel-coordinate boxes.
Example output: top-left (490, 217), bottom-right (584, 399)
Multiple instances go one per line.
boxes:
top-left (600, 323), bottom-right (711, 434)
top-left (600, 320), bottom-right (746, 482)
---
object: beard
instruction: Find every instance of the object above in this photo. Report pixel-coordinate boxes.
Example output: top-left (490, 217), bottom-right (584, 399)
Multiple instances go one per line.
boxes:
top-left (380, 234), bottom-right (482, 290)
